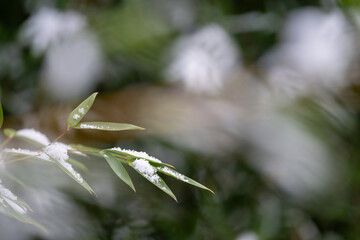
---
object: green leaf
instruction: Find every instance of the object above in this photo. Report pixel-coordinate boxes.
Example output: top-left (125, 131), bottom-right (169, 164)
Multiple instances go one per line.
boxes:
top-left (4, 128), bottom-right (16, 138)
top-left (67, 92), bottom-right (98, 129)
top-left (67, 158), bottom-right (88, 172)
top-left (48, 156), bottom-right (95, 195)
top-left (102, 151), bottom-right (135, 191)
top-left (74, 122), bottom-right (144, 131)
top-left (157, 166), bottom-right (214, 194)
top-left (107, 149), bottom-right (175, 168)
top-left (0, 102), bottom-right (3, 128)
top-left (130, 161), bottom-right (177, 201)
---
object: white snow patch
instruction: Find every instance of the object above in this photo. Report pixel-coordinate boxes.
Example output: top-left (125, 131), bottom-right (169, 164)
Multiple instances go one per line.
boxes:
top-left (79, 123), bottom-right (104, 129)
top-left (44, 143), bottom-right (84, 183)
top-left (0, 181), bottom-right (27, 214)
top-left (161, 167), bottom-right (188, 182)
top-left (0, 183), bottom-right (17, 201)
top-left (78, 108), bottom-right (85, 114)
top-left (16, 128), bottom-right (50, 146)
top-left (111, 147), bottom-right (162, 163)
top-left (44, 143), bottom-right (69, 162)
top-left (73, 113), bottom-right (80, 120)
top-left (3, 148), bottom-right (51, 161)
top-left (4, 198), bottom-right (27, 214)
top-left (132, 159), bottom-right (160, 183)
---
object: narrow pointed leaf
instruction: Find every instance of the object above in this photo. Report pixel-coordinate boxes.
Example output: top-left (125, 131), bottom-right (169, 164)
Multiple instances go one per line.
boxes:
top-left (0, 184), bottom-right (46, 232)
top-left (0, 206), bottom-right (47, 232)
top-left (0, 102), bottom-right (3, 128)
top-left (67, 92), bottom-right (98, 129)
top-left (67, 158), bottom-right (88, 172)
top-left (130, 162), bottom-right (177, 201)
top-left (102, 151), bottom-right (135, 191)
top-left (74, 122), bottom-right (144, 131)
top-left (0, 170), bottom-right (27, 188)
top-left (157, 166), bottom-right (214, 194)
top-left (107, 149), bottom-right (174, 168)
top-left (3, 148), bottom-right (51, 162)
top-left (49, 156), bottom-right (95, 195)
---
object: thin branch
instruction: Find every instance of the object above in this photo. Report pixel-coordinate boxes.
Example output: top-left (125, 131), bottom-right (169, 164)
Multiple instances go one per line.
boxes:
top-left (51, 128), bottom-right (72, 144)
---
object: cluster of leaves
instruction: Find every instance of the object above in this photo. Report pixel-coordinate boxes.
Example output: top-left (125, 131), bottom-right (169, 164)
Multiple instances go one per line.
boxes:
top-left (0, 93), bottom-right (213, 231)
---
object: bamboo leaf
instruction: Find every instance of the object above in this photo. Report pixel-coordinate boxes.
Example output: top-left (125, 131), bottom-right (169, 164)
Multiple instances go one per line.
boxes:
top-left (67, 158), bottom-right (88, 172)
top-left (52, 159), bottom-right (95, 195)
top-left (0, 183), bottom-right (46, 232)
top-left (102, 151), bottom-right (135, 191)
top-left (74, 122), bottom-right (144, 131)
top-left (107, 148), bottom-right (175, 168)
top-left (130, 160), bottom-right (177, 201)
top-left (157, 166), bottom-right (214, 194)
top-left (67, 92), bottom-right (98, 129)
top-left (0, 205), bottom-right (47, 232)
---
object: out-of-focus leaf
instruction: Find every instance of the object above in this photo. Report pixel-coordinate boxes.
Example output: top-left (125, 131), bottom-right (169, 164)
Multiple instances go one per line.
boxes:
top-left (102, 151), bottom-right (135, 191)
top-left (67, 158), bottom-right (88, 172)
top-left (74, 122), bottom-right (144, 131)
top-left (0, 183), bottom-right (46, 232)
top-left (157, 166), bottom-right (214, 194)
top-left (3, 149), bottom-right (51, 162)
top-left (67, 92), bottom-right (98, 129)
top-left (0, 102), bottom-right (3, 128)
top-left (130, 162), bottom-right (177, 201)
top-left (3, 128), bottom-right (16, 138)
top-left (0, 205), bottom-right (46, 232)
top-left (0, 170), bottom-right (27, 188)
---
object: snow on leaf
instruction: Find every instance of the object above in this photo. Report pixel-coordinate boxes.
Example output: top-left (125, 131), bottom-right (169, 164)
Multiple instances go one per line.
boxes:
top-left (3, 148), bottom-right (51, 161)
top-left (44, 143), bottom-right (94, 194)
top-left (110, 147), bottom-right (162, 163)
top-left (131, 159), bottom-right (177, 201)
top-left (157, 166), bottom-right (214, 194)
top-left (16, 128), bottom-right (50, 146)
top-left (74, 122), bottom-right (144, 131)
top-left (67, 92), bottom-right (98, 128)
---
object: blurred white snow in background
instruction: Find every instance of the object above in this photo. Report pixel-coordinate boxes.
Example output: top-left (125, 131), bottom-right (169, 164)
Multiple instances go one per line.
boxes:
top-left (21, 8), bottom-right (86, 55)
top-left (261, 7), bottom-right (355, 99)
top-left (165, 24), bottom-right (240, 95)
top-left (246, 114), bottom-right (337, 200)
top-left (21, 8), bottom-right (103, 102)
